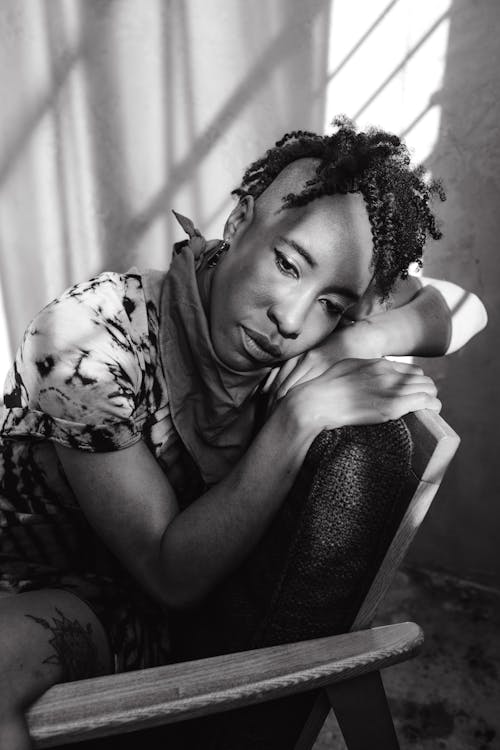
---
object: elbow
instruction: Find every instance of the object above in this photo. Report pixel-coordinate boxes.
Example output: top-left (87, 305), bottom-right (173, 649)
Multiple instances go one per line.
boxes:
top-left (446, 291), bottom-right (488, 354)
top-left (158, 536), bottom-right (213, 612)
top-left (138, 567), bottom-right (205, 612)
top-left (160, 581), bottom-right (209, 612)
top-left (464, 290), bottom-right (489, 336)
top-left (158, 522), bottom-right (227, 611)
top-left (474, 294), bottom-right (488, 334)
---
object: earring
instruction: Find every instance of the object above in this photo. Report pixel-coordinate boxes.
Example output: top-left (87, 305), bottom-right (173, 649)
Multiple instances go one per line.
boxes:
top-left (206, 239), bottom-right (230, 268)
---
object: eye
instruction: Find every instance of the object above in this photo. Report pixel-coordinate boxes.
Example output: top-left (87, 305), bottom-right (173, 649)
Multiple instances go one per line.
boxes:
top-left (319, 298), bottom-right (344, 317)
top-left (274, 249), bottom-right (299, 279)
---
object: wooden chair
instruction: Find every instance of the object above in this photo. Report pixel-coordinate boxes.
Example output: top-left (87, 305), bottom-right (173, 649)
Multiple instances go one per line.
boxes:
top-left (26, 409), bottom-right (459, 750)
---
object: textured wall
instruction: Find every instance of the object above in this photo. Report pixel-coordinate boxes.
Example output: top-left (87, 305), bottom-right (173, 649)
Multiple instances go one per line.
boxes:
top-left (407, 0), bottom-right (500, 585)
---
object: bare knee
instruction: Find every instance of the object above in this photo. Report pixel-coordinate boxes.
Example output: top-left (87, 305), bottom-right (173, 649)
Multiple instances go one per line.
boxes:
top-left (0, 589), bottom-right (112, 747)
top-left (0, 709), bottom-right (32, 750)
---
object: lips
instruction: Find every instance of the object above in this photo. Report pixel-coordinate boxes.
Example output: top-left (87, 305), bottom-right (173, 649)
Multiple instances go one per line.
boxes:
top-left (241, 327), bottom-right (283, 361)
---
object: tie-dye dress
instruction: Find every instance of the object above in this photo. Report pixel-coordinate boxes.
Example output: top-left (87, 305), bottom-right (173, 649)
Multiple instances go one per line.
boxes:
top-left (0, 269), bottom-right (204, 672)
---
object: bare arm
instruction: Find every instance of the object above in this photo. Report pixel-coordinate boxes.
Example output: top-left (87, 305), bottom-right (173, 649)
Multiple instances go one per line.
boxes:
top-left (266, 275), bottom-right (487, 401)
top-left (55, 405), bottom-right (315, 611)
top-left (55, 360), bottom-right (438, 610)
top-left (346, 274), bottom-right (488, 356)
top-left (416, 276), bottom-right (487, 354)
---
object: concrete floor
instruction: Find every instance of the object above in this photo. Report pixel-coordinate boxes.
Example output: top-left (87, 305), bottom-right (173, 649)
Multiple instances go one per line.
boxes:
top-left (313, 566), bottom-right (500, 750)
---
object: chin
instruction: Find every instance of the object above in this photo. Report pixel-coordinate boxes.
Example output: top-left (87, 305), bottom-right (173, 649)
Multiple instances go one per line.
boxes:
top-left (212, 339), bottom-right (251, 372)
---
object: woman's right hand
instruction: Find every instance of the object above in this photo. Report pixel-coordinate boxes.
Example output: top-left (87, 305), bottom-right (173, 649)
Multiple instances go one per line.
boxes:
top-left (280, 357), bottom-right (441, 435)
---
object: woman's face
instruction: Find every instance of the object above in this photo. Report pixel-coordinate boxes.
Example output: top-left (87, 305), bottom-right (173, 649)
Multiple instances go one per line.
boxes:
top-left (208, 190), bottom-right (374, 372)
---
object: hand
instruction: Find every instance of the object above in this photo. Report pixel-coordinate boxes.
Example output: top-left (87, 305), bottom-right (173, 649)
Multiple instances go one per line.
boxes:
top-left (281, 358), bottom-right (441, 434)
top-left (265, 319), bottom-right (383, 412)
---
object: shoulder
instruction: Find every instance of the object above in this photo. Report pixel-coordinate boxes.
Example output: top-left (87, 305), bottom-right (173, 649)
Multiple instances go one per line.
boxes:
top-left (3, 271), bottom-right (150, 424)
top-left (1, 270), bottom-right (170, 451)
top-left (31, 270), bottom-right (147, 347)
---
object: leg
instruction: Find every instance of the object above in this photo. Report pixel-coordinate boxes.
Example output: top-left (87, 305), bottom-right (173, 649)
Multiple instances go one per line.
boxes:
top-left (0, 589), bottom-right (112, 750)
top-left (170, 420), bottom-right (412, 750)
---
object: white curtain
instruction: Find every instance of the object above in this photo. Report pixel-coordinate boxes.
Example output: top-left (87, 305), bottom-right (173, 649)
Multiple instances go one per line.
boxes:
top-left (0, 0), bottom-right (331, 380)
top-left (0, 0), bottom-right (456, 382)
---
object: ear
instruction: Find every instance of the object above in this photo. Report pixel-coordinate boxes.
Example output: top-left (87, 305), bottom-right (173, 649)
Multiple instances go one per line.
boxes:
top-left (223, 195), bottom-right (255, 242)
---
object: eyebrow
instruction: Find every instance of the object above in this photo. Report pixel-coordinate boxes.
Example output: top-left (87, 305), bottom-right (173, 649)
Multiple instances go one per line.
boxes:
top-left (280, 236), bottom-right (317, 268)
top-left (279, 236), bottom-right (361, 303)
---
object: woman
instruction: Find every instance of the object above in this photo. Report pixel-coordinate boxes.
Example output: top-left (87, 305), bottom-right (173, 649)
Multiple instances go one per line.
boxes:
top-left (0, 120), bottom-right (486, 749)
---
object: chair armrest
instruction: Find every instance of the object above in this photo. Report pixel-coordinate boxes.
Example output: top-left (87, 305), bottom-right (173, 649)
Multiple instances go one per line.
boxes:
top-left (28, 621), bottom-right (423, 748)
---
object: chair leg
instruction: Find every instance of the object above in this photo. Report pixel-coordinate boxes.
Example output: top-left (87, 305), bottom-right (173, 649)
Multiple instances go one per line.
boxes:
top-left (326, 671), bottom-right (400, 750)
top-left (293, 690), bottom-right (331, 750)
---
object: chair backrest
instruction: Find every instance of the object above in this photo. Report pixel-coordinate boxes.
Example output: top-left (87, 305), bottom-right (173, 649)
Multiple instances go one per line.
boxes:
top-left (351, 408), bottom-right (460, 631)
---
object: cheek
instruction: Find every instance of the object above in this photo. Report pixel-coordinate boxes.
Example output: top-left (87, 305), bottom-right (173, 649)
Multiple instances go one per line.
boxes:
top-left (302, 312), bottom-right (341, 349)
top-left (211, 261), bottom-right (265, 333)
top-left (227, 258), bottom-right (273, 309)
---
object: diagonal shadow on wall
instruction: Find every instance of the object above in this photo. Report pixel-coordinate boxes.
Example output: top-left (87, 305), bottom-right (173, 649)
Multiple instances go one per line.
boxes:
top-left (118, 0), bottom-right (331, 261)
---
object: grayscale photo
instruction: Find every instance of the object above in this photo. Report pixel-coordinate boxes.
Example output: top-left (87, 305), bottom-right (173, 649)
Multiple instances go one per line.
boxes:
top-left (0, 1), bottom-right (497, 749)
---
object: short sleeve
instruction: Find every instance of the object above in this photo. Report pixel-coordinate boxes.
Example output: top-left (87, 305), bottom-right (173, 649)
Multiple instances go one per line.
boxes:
top-left (1, 272), bottom-right (148, 451)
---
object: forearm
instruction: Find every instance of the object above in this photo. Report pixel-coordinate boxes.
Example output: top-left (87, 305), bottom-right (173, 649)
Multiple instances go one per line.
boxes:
top-left (363, 284), bottom-right (452, 357)
top-left (160, 400), bottom-right (317, 609)
top-left (333, 275), bottom-right (487, 361)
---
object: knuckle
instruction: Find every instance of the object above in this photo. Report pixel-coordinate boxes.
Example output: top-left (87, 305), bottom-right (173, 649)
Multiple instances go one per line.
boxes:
top-left (367, 359), bottom-right (387, 375)
top-left (385, 402), bottom-right (401, 420)
top-left (417, 391), bottom-right (435, 407)
top-left (273, 376), bottom-right (284, 391)
top-left (429, 381), bottom-right (438, 396)
top-left (374, 397), bottom-right (393, 420)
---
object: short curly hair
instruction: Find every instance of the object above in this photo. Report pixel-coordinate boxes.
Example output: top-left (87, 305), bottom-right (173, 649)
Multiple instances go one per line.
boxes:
top-left (233, 116), bottom-right (445, 300)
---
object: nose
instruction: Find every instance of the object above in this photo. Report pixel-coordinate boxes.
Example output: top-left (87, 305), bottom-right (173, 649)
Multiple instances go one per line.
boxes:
top-left (267, 294), bottom-right (309, 339)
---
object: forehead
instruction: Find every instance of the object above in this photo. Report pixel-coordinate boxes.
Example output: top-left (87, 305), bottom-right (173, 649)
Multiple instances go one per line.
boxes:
top-left (260, 191), bottom-right (374, 295)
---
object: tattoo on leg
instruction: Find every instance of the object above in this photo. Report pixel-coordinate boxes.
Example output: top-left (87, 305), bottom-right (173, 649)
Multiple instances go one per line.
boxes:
top-left (26, 607), bottom-right (103, 681)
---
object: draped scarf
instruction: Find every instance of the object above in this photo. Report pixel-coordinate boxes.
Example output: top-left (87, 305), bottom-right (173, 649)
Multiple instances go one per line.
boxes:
top-left (158, 212), bottom-right (271, 485)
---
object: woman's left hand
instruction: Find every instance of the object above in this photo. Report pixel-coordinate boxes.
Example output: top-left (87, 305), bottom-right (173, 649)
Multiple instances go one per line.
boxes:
top-left (265, 318), bottom-right (384, 412)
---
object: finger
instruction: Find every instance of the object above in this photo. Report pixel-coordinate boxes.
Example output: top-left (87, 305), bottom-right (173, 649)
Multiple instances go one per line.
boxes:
top-left (278, 366), bottom-right (323, 398)
top-left (427, 398), bottom-right (442, 413)
top-left (329, 357), bottom-right (381, 376)
top-left (390, 375), bottom-right (438, 394)
top-left (271, 356), bottom-right (302, 392)
top-left (409, 394), bottom-right (442, 413)
top-left (261, 367), bottom-right (280, 394)
top-left (266, 360), bottom-right (304, 413)
top-left (348, 358), bottom-right (424, 377)
top-left (390, 393), bottom-right (442, 418)
top-left (366, 359), bottom-right (425, 376)
top-left (288, 354), bottom-right (376, 390)
top-left (275, 364), bottom-right (317, 399)
top-left (393, 381), bottom-right (439, 398)
top-left (389, 363), bottom-right (425, 376)
top-left (306, 357), bottom-right (391, 385)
